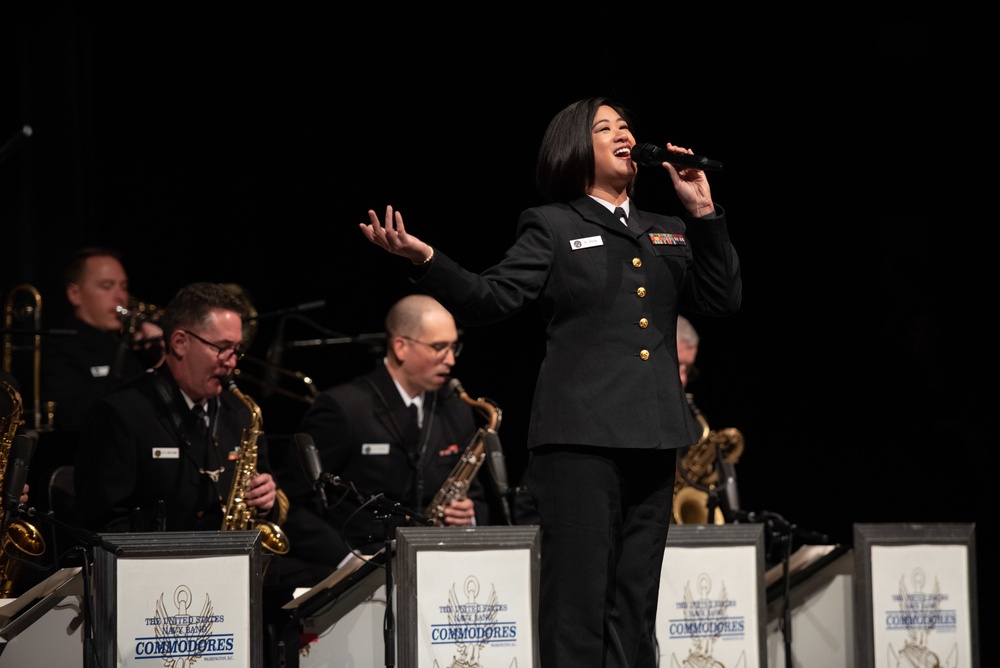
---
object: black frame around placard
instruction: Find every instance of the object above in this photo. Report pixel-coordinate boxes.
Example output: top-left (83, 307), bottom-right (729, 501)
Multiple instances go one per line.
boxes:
top-left (657, 524), bottom-right (768, 666)
top-left (853, 523), bottom-right (979, 667)
top-left (396, 525), bottom-right (541, 668)
top-left (92, 530), bottom-right (264, 668)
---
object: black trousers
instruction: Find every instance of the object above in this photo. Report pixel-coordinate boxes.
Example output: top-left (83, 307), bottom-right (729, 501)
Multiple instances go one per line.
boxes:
top-left (526, 444), bottom-right (676, 668)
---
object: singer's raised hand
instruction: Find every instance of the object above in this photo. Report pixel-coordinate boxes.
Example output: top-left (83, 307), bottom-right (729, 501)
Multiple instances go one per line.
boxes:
top-left (361, 205), bottom-right (434, 265)
top-left (661, 143), bottom-right (714, 218)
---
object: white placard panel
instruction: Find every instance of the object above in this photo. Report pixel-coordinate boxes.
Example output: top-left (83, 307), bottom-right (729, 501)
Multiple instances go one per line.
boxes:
top-left (870, 543), bottom-right (972, 668)
top-left (116, 555), bottom-right (249, 666)
top-left (853, 523), bottom-right (979, 668)
top-left (655, 524), bottom-right (766, 667)
top-left (397, 526), bottom-right (540, 668)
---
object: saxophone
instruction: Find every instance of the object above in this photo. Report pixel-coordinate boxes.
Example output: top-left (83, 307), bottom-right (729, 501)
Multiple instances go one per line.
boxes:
top-left (424, 378), bottom-right (502, 527)
top-left (222, 379), bottom-right (290, 555)
top-left (672, 393), bottom-right (745, 525)
top-left (0, 381), bottom-right (46, 596)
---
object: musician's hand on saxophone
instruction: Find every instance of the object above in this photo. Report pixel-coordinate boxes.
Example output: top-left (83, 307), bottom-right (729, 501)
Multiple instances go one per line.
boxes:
top-left (244, 471), bottom-right (277, 512)
top-left (437, 497), bottom-right (476, 526)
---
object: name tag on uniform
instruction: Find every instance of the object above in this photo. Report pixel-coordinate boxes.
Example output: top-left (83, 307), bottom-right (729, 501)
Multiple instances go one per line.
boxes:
top-left (362, 443), bottom-right (391, 455)
top-left (153, 447), bottom-right (179, 459)
top-left (648, 232), bottom-right (686, 245)
top-left (570, 235), bottom-right (603, 250)
top-left (90, 365), bottom-right (110, 378)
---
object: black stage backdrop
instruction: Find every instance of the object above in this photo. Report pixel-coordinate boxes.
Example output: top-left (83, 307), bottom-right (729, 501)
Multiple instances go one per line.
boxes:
top-left (3, 5), bottom-right (996, 656)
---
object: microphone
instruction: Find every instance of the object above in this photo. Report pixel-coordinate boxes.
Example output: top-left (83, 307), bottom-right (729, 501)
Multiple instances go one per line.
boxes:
top-left (483, 431), bottom-right (508, 497)
top-left (631, 142), bottom-right (723, 171)
top-left (294, 432), bottom-right (328, 508)
top-left (0, 125), bottom-right (32, 165)
top-left (1, 434), bottom-right (33, 535)
top-left (484, 429), bottom-right (514, 526)
top-left (716, 458), bottom-right (741, 522)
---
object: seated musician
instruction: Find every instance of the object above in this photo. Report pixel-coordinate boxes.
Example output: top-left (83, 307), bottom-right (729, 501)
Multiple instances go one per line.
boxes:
top-left (270, 294), bottom-right (492, 589)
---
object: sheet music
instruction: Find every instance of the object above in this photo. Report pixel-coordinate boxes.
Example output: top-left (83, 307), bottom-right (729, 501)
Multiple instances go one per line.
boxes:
top-left (282, 549), bottom-right (385, 610)
top-left (764, 544), bottom-right (838, 588)
top-left (0, 566), bottom-right (82, 625)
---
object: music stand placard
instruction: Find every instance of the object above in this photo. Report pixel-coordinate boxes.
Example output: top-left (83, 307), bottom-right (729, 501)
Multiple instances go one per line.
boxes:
top-left (396, 525), bottom-right (540, 668)
top-left (93, 530), bottom-right (265, 668)
top-left (655, 524), bottom-right (767, 667)
top-left (853, 523), bottom-right (979, 667)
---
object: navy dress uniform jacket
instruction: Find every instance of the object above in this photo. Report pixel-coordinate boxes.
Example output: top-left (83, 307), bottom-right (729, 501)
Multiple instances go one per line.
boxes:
top-left (74, 367), bottom-right (283, 533)
top-left (42, 316), bottom-right (151, 432)
top-left (414, 196), bottom-right (742, 451)
top-left (274, 363), bottom-right (485, 565)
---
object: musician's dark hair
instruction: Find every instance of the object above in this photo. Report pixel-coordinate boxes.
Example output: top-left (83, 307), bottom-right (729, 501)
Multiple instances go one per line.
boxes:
top-left (64, 246), bottom-right (125, 285)
top-left (160, 282), bottom-right (248, 340)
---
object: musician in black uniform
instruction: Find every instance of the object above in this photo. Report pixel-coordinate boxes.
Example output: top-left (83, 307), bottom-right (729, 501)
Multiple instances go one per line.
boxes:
top-left (360, 97), bottom-right (742, 668)
top-left (74, 281), bottom-right (292, 667)
top-left (271, 294), bottom-right (489, 587)
top-left (42, 247), bottom-right (164, 433)
top-left (74, 281), bottom-right (285, 534)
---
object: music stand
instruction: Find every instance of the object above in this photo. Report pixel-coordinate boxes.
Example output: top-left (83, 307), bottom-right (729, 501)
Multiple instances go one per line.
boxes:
top-left (277, 549), bottom-right (386, 668)
top-left (0, 566), bottom-right (82, 642)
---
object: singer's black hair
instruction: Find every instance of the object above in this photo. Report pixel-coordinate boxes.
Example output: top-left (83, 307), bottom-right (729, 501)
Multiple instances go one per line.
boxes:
top-left (535, 96), bottom-right (636, 203)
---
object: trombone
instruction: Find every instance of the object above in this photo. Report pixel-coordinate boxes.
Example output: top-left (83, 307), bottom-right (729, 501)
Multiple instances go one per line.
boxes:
top-left (2, 284), bottom-right (45, 431)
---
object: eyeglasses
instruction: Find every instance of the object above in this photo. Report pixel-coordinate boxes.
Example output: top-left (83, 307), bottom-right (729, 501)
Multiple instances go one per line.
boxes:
top-left (182, 329), bottom-right (247, 361)
top-left (399, 335), bottom-right (463, 359)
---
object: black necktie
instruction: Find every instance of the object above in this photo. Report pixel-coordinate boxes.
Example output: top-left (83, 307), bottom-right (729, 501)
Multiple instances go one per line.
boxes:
top-left (402, 403), bottom-right (421, 454)
top-left (614, 207), bottom-right (628, 225)
top-left (193, 404), bottom-right (209, 439)
top-left (409, 403), bottom-right (421, 434)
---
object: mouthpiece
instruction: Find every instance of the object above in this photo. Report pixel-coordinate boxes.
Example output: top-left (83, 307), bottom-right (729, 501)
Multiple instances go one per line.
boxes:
top-left (447, 378), bottom-right (466, 396)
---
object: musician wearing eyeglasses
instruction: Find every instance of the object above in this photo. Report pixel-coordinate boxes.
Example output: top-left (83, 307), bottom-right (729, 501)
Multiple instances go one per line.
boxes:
top-left (74, 282), bottom-right (286, 535)
top-left (270, 294), bottom-right (490, 587)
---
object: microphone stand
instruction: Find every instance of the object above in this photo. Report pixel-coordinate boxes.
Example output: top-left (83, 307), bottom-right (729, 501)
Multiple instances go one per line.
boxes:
top-left (372, 505), bottom-right (397, 668)
top-left (286, 331), bottom-right (387, 349)
top-left (21, 505), bottom-right (121, 668)
top-left (324, 476), bottom-right (432, 668)
top-left (247, 301), bottom-right (327, 322)
top-left (734, 510), bottom-right (831, 668)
